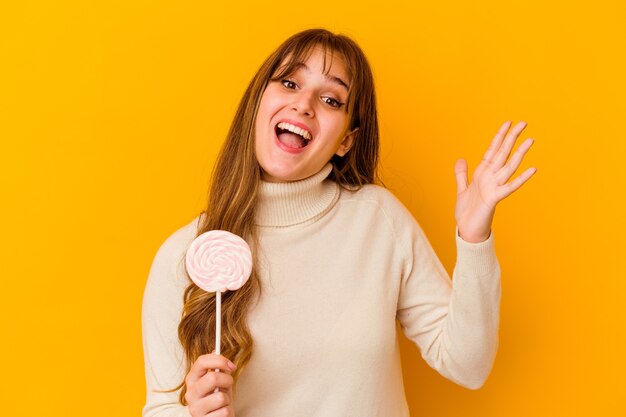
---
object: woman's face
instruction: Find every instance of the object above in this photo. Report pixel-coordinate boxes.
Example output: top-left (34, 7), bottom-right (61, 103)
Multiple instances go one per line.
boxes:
top-left (254, 47), bottom-right (358, 183)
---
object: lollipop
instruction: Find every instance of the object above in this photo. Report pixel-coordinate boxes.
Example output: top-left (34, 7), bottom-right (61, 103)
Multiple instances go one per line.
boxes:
top-left (185, 230), bottom-right (252, 387)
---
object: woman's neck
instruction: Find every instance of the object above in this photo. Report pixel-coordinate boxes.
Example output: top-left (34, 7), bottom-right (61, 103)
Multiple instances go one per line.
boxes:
top-left (255, 163), bottom-right (339, 227)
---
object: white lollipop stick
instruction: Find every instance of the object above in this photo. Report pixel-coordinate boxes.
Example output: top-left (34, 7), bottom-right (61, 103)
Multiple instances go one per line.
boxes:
top-left (214, 291), bottom-right (222, 393)
top-left (216, 291), bottom-right (221, 356)
top-left (185, 230), bottom-right (252, 394)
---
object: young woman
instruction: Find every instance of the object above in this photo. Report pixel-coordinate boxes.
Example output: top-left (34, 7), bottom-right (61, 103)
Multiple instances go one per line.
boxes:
top-left (142, 28), bottom-right (536, 417)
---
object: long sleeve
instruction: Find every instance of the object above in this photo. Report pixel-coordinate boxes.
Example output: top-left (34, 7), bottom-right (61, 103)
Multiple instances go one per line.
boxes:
top-left (142, 222), bottom-right (196, 417)
top-left (395, 210), bottom-right (501, 390)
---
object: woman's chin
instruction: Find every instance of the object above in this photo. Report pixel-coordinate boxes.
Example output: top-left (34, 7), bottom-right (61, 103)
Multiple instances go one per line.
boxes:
top-left (258, 158), bottom-right (330, 183)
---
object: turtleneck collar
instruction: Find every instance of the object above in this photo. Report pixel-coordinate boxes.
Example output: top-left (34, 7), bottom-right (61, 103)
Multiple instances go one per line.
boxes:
top-left (255, 163), bottom-right (340, 227)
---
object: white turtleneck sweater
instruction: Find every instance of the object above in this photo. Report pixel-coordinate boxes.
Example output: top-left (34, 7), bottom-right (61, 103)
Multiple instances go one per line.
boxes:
top-left (142, 163), bottom-right (501, 417)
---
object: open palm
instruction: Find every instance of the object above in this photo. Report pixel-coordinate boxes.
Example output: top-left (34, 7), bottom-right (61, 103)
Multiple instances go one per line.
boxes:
top-left (454, 121), bottom-right (537, 242)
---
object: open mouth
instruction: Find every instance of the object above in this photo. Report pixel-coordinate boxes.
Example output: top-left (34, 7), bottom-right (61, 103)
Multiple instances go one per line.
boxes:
top-left (274, 122), bottom-right (313, 149)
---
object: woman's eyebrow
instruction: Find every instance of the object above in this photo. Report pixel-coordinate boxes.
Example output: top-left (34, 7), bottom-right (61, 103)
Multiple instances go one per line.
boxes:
top-left (293, 62), bottom-right (350, 92)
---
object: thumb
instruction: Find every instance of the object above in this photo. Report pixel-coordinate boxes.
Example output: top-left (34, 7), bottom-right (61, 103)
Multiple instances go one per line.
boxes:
top-left (454, 158), bottom-right (469, 195)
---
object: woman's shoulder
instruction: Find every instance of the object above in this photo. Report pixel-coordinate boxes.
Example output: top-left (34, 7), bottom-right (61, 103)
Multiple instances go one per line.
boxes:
top-left (157, 215), bottom-right (201, 256)
top-left (340, 183), bottom-right (406, 205)
top-left (339, 183), bottom-right (414, 221)
top-left (143, 216), bottom-right (199, 310)
top-left (148, 215), bottom-right (201, 281)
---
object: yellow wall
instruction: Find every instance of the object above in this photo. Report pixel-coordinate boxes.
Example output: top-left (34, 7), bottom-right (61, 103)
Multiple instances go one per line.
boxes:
top-left (2, 1), bottom-right (624, 416)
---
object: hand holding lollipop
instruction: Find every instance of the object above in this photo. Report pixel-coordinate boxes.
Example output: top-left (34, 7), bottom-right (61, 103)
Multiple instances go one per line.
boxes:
top-left (185, 230), bottom-right (252, 393)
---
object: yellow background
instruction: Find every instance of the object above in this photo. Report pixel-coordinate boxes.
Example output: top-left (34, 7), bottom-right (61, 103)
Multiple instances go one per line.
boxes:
top-left (2, 0), bottom-right (624, 415)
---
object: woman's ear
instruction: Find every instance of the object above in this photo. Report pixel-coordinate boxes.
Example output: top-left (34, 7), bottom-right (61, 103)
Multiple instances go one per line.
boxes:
top-left (335, 127), bottom-right (359, 157)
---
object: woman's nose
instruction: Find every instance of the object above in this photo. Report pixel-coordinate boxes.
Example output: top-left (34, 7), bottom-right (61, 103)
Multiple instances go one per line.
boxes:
top-left (290, 91), bottom-right (315, 117)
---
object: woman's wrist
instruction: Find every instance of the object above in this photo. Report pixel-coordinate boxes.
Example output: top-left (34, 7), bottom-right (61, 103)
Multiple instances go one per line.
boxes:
top-left (457, 227), bottom-right (491, 243)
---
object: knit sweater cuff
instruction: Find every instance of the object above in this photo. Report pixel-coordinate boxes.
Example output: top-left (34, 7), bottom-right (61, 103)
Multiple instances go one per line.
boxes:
top-left (454, 226), bottom-right (499, 277)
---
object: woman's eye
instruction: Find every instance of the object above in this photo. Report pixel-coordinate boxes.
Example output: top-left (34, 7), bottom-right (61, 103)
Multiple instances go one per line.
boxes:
top-left (280, 79), bottom-right (344, 109)
top-left (281, 79), bottom-right (297, 89)
top-left (322, 96), bottom-right (344, 109)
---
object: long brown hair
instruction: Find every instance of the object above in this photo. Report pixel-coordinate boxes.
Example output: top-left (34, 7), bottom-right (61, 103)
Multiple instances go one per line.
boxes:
top-left (164, 28), bottom-right (381, 404)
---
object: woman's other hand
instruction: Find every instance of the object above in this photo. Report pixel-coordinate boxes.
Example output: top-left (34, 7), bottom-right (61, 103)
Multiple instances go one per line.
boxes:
top-left (454, 120), bottom-right (537, 242)
top-left (184, 352), bottom-right (237, 416)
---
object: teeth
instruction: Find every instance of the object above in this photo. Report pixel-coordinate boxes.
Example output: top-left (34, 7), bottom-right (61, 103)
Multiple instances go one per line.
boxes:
top-left (277, 122), bottom-right (312, 140)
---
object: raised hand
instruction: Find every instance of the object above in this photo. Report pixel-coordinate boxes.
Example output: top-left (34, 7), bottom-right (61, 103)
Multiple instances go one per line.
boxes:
top-left (454, 120), bottom-right (537, 243)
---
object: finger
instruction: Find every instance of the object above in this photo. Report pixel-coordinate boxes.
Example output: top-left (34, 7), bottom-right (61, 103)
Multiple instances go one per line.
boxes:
top-left (454, 158), bottom-right (469, 194)
top-left (186, 370), bottom-right (234, 404)
top-left (496, 138), bottom-right (534, 184)
top-left (186, 353), bottom-right (235, 385)
top-left (196, 370), bottom-right (234, 397)
top-left (481, 120), bottom-right (512, 164)
top-left (188, 390), bottom-right (231, 416)
top-left (496, 167), bottom-right (537, 200)
top-left (491, 121), bottom-right (528, 169)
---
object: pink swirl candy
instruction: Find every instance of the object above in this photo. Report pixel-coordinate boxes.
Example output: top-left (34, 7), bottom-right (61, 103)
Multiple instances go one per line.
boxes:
top-left (185, 230), bottom-right (252, 292)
